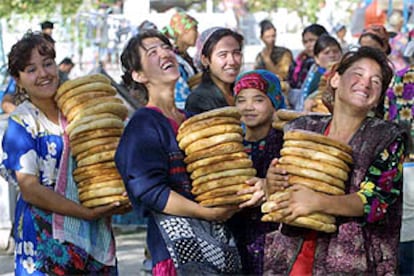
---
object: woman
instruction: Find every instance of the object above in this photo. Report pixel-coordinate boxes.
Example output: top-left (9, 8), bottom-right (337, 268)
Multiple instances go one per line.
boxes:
top-left (358, 24), bottom-right (391, 56)
top-left (264, 46), bottom-right (407, 274)
top-left (162, 11), bottom-right (199, 109)
top-left (185, 27), bottom-right (244, 113)
top-left (254, 20), bottom-right (294, 94)
top-left (229, 69), bottom-right (285, 275)
top-left (115, 29), bottom-right (242, 275)
top-left (1, 32), bottom-right (128, 275)
top-left (289, 24), bottom-right (328, 90)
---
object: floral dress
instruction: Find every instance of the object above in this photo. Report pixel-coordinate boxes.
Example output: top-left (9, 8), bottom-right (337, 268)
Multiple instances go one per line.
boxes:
top-left (1, 101), bottom-right (116, 275)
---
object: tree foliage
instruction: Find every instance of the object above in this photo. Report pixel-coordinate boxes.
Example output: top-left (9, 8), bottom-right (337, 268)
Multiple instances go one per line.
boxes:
top-left (0, 0), bottom-right (83, 19)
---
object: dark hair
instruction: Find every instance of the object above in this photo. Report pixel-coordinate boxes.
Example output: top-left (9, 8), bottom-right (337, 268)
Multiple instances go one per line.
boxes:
top-left (120, 29), bottom-right (172, 92)
top-left (302, 23), bottom-right (328, 38)
top-left (358, 32), bottom-right (391, 55)
top-left (314, 34), bottom-right (342, 56)
top-left (326, 46), bottom-right (393, 117)
top-left (59, 57), bottom-right (74, 66)
top-left (40, 20), bottom-right (54, 30)
top-left (259, 19), bottom-right (275, 37)
top-left (8, 31), bottom-right (56, 78)
top-left (201, 28), bottom-right (244, 62)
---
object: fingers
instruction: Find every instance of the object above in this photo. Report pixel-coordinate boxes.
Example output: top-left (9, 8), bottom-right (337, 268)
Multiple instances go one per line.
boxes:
top-left (239, 191), bottom-right (264, 208)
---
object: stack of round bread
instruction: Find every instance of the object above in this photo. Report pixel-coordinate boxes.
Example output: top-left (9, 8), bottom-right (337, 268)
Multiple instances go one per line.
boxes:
top-left (177, 107), bottom-right (256, 207)
top-left (272, 109), bottom-right (307, 130)
top-left (55, 73), bottom-right (129, 208)
top-left (261, 129), bottom-right (353, 233)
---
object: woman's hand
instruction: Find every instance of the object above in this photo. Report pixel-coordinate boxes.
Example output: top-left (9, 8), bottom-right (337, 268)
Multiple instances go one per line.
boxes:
top-left (265, 158), bottom-right (289, 198)
top-left (202, 205), bottom-right (239, 222)
top-left (237, 177), bottom-right (265, 208)
top-left (87, 192), bottom-right (132, 220)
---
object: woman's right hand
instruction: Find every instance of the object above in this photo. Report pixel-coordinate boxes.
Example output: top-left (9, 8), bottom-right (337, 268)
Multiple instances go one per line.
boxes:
top-left (265, 158), bottom-right (289, 199)
top-left (87, 195), bottom-right (132, 220)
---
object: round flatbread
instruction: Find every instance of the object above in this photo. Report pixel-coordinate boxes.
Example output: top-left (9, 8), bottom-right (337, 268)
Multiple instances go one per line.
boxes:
top-left (56, 73), bottom-right (111, 99)
top-left (60, 90), bottom-right (115, 112)
top-left (191, 158), bottom-right (252, 180)
top-left (195, 184), bottom-right (250, 202)
top-left (284, 130), bottom-right (352, 154)
top-left (199, 194), bottom-right (252, 207)
top-left (78, 180), bottom-right (124, 194)
top-left (277, 164), bottom-right (345, 189)
top-left (279, 155), bottom-right (349, 181)
top-left (79, 186), bottom-right (125, 202)
top-left (192, 168), bottom-right (257, 187)
top-left (184, 142), bottom-right (245, 164)
top-left (179, 124), bottom-right (243, 150)
top-left (288, 216), bottom-right (337, 233)
top-left (70, 128), bottom-right (123, 146)
top-left (77, 173), bottom-right (122, 188)
top-left (281, 147), bottom-right (349, 172)
top-left (74, 168), bottom-right (120, 183)
top-left (179, 107), bottom-right (240, 131)
top-left (82, 195), bottom-right (129, 208)
top-left (283, 140), bottom-right (353, 164)
top-left (288, 175), bottom-right (345, 195)
top-left (191, 175), bottom-right (251, 194)
top-left (187, 152), bottom-right (248, 173)
top-left (71, 137), bottom-right (120, 156)
top-left (275, 109), bottom-right (306, 121)
top-left (74, 161), bottom-right (116, 177)
top-left (57, 82), bottom-right (115, 107)
top-left (70, 102), bottom-right (128, 123)
top-left (66, 96), bottom-right (123, 122)
top-left (77, 150), bottom-right (116, 167)
top-left (177, 117), bottom-right (240, 141)
top-left (66, 113), bottom-right (122, 135)
top-left (272, 120), bottom-right (288, 130)
top-left (185, 133), bottom-right (243, 156)
top-left (69, 118), bottom-right (124, 140)
top-left (76, 142), bottom-right (119, 162)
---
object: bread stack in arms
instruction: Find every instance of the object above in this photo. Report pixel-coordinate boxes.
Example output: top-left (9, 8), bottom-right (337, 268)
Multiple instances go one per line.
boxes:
top-left (272, 109), bottom-right (308, 130)
top-left (55, 73), bottom-right (129, 208)
top-left (177, 107), bottom-right (256, 207)
top-left (261, 129), bottom-right (353, 233)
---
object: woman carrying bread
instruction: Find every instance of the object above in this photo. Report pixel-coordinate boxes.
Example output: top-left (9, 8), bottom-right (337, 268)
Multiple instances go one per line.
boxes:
top-left (185, 27), bottom-right (244, 113)
top-left (115, 29), bottom-right (242, 275)
top-left (264, 46), bottom-right (408, 274)
top-left (228, 69), bottom-right (285, 275)
top-left (1, 32), bottom-right (129, 275)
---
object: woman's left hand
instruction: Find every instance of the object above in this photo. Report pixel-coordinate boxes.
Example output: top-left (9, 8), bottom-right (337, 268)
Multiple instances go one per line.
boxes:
top-left (238, 177), bottom-right (265, 208)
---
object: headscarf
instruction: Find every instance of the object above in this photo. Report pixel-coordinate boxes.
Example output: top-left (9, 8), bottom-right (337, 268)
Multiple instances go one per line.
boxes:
top-left (194, 27), bottom-right (224, 71)
top-left (360, 24), bottom-right (391, 54)
top-left (162, 11), bottom-right (198, 41)
top-left (233, 69), bottom-right (285, 109)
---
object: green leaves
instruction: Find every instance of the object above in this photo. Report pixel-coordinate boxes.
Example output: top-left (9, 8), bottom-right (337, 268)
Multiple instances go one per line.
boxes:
top-left (0, 0), bottom-right (83, 19)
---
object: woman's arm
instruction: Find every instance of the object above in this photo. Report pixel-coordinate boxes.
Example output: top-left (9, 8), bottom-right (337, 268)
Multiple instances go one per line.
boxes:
top-left (16, 172), bottom-right (129, 220)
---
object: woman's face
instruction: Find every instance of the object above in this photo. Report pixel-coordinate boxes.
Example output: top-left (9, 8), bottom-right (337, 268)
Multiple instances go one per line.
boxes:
top-left (303, 32), bottom-right (319, 56)
top-left (315, 45), bottom-right (342, 68)
top-left (261, 28), bottom-right (276, 47)
top-left (16, 48), bottom-right (59, 105)
top-left (202, 35), bottom-right (242, 85)
top-left (180, 26), bottom-right (198, 47)
top-left (135, 37), bottom-right (179, 86)
top-left (235, 88), bottom-right (274, 129)
top-left (332, 57), bottom-right (383, 113)
top-left (359, 36), bottom-right (385, 53)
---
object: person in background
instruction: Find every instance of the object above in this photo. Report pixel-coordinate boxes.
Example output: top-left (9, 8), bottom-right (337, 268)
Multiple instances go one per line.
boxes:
top-left (264, 46), bottom-right (407, 274)
top-left (185, 27), bottom-right (244, 113)
top-left (40, 20), bottom-right (54, 37)
top-left (332, 23), bottom-right (349, 52)
top-left (116, 29), bottom-right (242, 275)
top-left (58, 57), bottom-right (75, 83)
top-left (388, 10), bottom-right (409, 71)
top-left (289, 24), bottom-right (328, 90)
top-left (358, 24), bottom-right (391, 57)
top-left (162, 10), bottom-right (199, 109)
top-left (383, 65), bottom-right (414, 275)
top-left (2, 31), bottom-right (129, 275)
top-left (254, 19), bottom-right (294, 96)
top-left (229, 69), bottom-right (285, 275)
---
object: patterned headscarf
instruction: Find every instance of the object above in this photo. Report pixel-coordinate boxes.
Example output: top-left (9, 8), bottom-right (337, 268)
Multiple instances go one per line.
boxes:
top-left (234, 69), bottom-right (285, 109)
top-left (163, 11), bottom-right (198, 41)
top-left (194, 27), bottom-right (224, 71)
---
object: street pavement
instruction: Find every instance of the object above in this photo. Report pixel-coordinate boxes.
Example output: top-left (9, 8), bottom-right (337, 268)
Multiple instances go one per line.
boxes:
top-left (0, 226), bottom-right (151, 276)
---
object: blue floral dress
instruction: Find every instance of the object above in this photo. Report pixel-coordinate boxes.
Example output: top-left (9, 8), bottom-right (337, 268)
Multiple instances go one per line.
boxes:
top-left (1, 101), bottom-right (116, 275)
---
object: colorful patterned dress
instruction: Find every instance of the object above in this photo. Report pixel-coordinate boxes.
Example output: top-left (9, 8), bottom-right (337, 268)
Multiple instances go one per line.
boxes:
top-left (1, 101), bottom-right (116, 275)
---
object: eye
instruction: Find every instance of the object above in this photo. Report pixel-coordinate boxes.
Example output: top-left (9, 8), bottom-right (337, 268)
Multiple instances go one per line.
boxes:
top-left (25, 66), bottom-right (36, 73)
top-left (44, 60), bottom-right (55, 67)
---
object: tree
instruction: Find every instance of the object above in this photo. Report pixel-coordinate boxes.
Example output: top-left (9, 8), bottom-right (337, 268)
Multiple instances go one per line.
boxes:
top-left (0, 0), bottom-right (83, 19)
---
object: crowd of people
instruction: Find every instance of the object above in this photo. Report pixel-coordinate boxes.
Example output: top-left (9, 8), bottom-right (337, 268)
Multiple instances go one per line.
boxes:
top-left (0, 7), bottom-right (413, 276)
